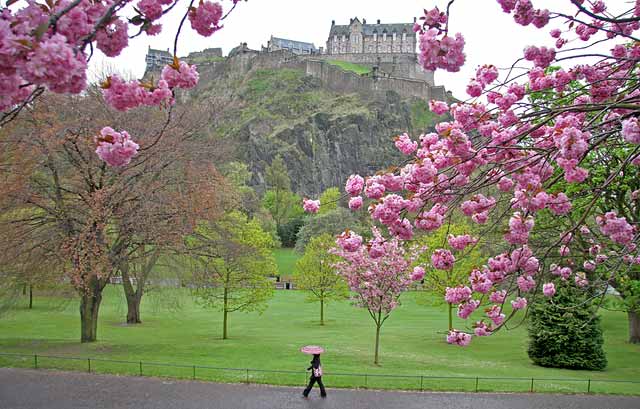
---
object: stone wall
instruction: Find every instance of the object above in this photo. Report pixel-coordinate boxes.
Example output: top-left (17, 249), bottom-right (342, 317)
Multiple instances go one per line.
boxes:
top-left (304, 59), bottom-right (445, 101)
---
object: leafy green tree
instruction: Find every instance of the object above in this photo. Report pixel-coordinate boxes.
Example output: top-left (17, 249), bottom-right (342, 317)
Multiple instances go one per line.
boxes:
top-left (295, 208), bottom-right (366, 252)
top-left (318, 187), bottom-right (341, 215)
top-left (263, 156), bottom-right (304, 230)
top-left (528, 282), bottom-right (607, 370)
top-left (188, 211), bottom-right (276, 339)
top-left (293, 234), bottom-right (348, 325)
top-left (277, 217), bottom-right (305, 248)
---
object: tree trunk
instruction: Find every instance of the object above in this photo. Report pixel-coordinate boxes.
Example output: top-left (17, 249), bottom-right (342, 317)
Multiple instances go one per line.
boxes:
top-left (28, 285), bottom-right (33, 309)
top-left (320, 299), bottom-right (324, 326)
top-left (22, 283), bottom-right (26, 296)
top-left (448, 302), bottom-right (453, 332)
top-left (223, 287), bottom-right (229, 340)
top-left (80, 290), bottom-right (103, 343)
top-left (374, 323), bottom-right (381, 365)
top-left (629, 311), bottom-right (640, 344)
top-left (121, 262), bottom-right (143, 324)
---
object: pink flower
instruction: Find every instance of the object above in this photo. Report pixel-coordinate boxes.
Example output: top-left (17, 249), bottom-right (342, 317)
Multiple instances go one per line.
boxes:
top-left (415, 204), bottom-right (447, 231)
top-left (476, 64), bottom-right (499, 86)
top-left (448, 234), bottom-right (477, 251)
top-left (489, 290), bottom-right (506, 304)
top-left (95, 19), bottom-right (129, 57)
top-left (558, 245), bottom-right (570, 257)
top-left (447, 330), bottom-right (472, 346)
top-left (348, 196), bottom-right (363, 211)
top-left (486, 305), bottom-right (505, 326)
top-left (517, 275), bottom-right (536, 292)
top-left (429, 99), bottom-right (449, 115)
top-left (395, 133), bottom-right (418, 155)
top-left (469, 269), bottom-right (493, 294)
top-left (542, 282), bottom-right (556, 297)
top-left (432, 249), bottom-right (456, 271)
top-left (596, 211), bottom-right (636, 246)
top-left (95, 127), bottom-right (139, 167)
top-left (22, 34), bottom-right (87, 94)
top-left (336, 230), bottom-right (362, 252)
top-left (302, 198), bottom-right (320, 214)
top-left (188, 1), bottom-right (223, 37)
top-left (498, 177), bottom-right (514, 192)
top-left (345, 174), bottom-right (365, 196)
top-left (474, 321), bottom-right (492, 337)
top-left (622, 118), bottom-right (640, 144)
top-left (138, 0), bottom-right (163, 20)
top-left (457, 299), bottom-right (480, 319)
top-left (364, 180), bottom-right (385, 199)
top-left (466, 80), bottom-right (483, 97)
top-left (161, 61), bottom-right (199, 89)
top-left (411, 266), bottom-right (425, 281)
top-left (511, 297), bottom-right (528, 310)
top-left (575, 272), bottom-right (589, 287)
top-left (445, 285), bottom-right (472, 304)
top-left (418, 28), bottom-right (466, 73)
top-left (504, 212), bottom-right (534, 245)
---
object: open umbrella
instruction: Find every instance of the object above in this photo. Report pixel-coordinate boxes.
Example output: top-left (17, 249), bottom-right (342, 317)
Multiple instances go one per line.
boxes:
top-left (300, 345), bottom-right (324, 355)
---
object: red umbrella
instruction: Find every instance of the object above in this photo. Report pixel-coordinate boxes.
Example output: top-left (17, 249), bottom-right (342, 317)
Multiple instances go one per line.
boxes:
top-left (300, 345), bottom-right (324, 355)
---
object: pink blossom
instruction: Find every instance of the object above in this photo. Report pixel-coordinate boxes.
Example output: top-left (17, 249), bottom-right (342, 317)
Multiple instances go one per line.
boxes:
top-left (511, 297), bottom-right (528, 310)
top-left (95, 127), bottom-right (139, 167)
top-left (548, 192), bottom-right (572, 215)
top-left (432, 249), bottom-right (456, 271)
top-left (458, 299), bottom-right (480, 319)
top-left (95, 19), bottom-right (129, 57)
top-left (448, 234), bottom-right (477, 251)
top-left (504, 212), bottom-right (534, 245)
top-left (445, 285), bottom-right (472, 304)
top-left (161, 61), bottom-right (199, 89)
top-left (498, 177), bottom-right (514, 192)
top-left (395, 133), bottom-right (418, 155)
top-left (469, 269), bottom-right (493, 294)
top-left (364, 180), bottom-right (386, 199)
top-left (415, 204), bottom-right (447, 231)
top-left (559, 245), bottom-right (570, 257)
top-left (486, 305), bottom-right (505, 326)
top-left (418, 28), bottom-right (466, 73)
top-left (411, 266), bottom-right (425, 281)
top-left (447, 330), bottom-right (472, 346)
top-left (348, 196), bottom-right (363, 211)
top-left (429, 100), bottom-right (449, 115)
top-left (336, 230), bottom-right (362, 252)
top-left (474, 321), bottom-right (492, 337)
top-left (302, 198), bottom-right (320, 214)
top-left (517, 275), bottom-right (536, 292)
top-left (542, 282), bottom-right (556, 297)
top-left (476, 64), bottom-right (499, 86)
top-left (466, 80), bottom-right (483, 97)
top-left (596, 211), bottom-right (636, 246)
top-left (584, 260), bottom-right (596, 271)
top-left (138, 0), bottom-right (163, 21)
top-left (622, 118), bottom-right (640, 144)
top-left (489, 290), bottom-right (507, 304)
top-left (345, 174), bottom-right (365, 196)
top-left (575, 272), bottom-right (589, 287)
top-left (189, 1), bottom-right (223, 37)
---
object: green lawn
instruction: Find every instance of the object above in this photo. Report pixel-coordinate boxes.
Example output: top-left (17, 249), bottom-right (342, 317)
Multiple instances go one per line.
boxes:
top-left (273, 247), bottom-right (300, 277)
top-left (325, 60), bottom-right (372, 75)
top-left (0, 288), bottom-right (638, 394)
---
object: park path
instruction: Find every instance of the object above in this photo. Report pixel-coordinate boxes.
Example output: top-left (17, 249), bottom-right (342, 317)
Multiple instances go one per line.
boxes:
top-left (1, 367), bottom-right (639, 409)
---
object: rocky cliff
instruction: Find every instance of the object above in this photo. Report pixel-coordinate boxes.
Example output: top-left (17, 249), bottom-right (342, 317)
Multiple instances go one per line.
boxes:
top-left (186, 53), bottom-right (439, 196)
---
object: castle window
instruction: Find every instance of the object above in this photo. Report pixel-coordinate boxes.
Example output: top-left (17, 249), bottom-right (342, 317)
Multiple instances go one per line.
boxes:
top-left (373, 33), bottom-right (377, 41)
top-left (393, 32), bottom-right (397, 41)
top-left (383, 33), bottom-right (387, 41)
top-left (342, 35), bottom-right (346, 42)
top-left (402, 32), bottom-right (407, 41)
top-left (333, 35), bottom-right (337, 42)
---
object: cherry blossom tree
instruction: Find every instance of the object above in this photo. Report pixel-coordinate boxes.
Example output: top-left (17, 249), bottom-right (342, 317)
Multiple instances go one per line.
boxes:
top-left (1, 0), bottom-right (242, 165)
top-left (332, 227), bottom-right (426, 364)
top-left (307, 1), bottom-right (640, 346)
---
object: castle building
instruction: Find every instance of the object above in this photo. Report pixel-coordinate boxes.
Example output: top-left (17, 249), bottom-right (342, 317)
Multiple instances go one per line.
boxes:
top-left (326, 18), bottom-right (416, 55)
top-left (266, 35), bottom-right (318, 55)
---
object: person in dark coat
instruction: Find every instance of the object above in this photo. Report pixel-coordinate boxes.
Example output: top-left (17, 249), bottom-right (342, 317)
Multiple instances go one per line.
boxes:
top-left (303, 354), bottom-right (326, 398)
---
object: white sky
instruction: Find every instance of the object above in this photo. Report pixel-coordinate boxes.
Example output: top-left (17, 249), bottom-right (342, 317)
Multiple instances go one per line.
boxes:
top-left (91, 0), bottom-right (627, 98)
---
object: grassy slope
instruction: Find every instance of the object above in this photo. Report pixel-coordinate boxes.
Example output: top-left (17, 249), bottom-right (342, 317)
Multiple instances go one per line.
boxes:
top-left (273, 247), bottom-right (300, 279)
top-left (0, 287), bottom-right (638, 394)
top-left (325, 60), bottom-right (372, 75)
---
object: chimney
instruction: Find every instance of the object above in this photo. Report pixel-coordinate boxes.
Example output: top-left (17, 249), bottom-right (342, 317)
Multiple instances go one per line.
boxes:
top-left (413, 17), bottom-right (417, 23)
top-left (331, 20), bottom-right (335, 25)
top-left (377, 19), bottom-right (380, 24)
top-left (363, 18), bottom-right (366, 24)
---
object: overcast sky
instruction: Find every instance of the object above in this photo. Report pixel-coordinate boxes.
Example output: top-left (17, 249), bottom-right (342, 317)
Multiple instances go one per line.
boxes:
top-left (91, 0), bottom-right (623, 98)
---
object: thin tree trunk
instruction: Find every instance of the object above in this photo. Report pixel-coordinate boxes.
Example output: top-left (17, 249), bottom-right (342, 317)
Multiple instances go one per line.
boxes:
top-left (320, 299), bottom-right (324, 326)
top-left (374, 309), bottom-right (382, 365)
top-left (80, 290), bottom-right (103, 343)
top-left (223, 287), bottom-right (229, 340)
top-left (448, 302), bottom-right (453, 332)
top-left (629, 310), bottom-right (640, 344)
top-left (122, 264), bottom-right (142, 324)
top-left (22, 283), bottom-right (26, 296)
top-left (28, 285), bottom-right (33, 309)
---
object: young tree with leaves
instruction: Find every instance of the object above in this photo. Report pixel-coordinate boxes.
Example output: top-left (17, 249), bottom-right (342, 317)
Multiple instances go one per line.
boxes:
top-left (294, 233), bottom-right (348, 325)
top-left (189, 211), bottom-right (276, 340)
top-left (332, 227), bottom-right (426, 364)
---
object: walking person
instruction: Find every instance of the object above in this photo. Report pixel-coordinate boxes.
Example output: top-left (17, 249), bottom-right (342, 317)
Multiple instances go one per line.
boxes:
top-left (300, 346), bottom-right (327, 398)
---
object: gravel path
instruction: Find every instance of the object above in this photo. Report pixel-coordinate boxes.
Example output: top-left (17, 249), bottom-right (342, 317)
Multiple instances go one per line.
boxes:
top-left (1, 367), bottom-right (638, 409)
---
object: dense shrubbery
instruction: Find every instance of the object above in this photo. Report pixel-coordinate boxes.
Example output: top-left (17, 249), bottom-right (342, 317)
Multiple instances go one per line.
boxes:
top-left (528, 283), bottom-right (607, 371)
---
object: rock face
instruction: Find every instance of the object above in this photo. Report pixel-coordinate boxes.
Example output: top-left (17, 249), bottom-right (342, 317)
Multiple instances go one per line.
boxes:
top-left (187, 54), bottom-right (438, 196)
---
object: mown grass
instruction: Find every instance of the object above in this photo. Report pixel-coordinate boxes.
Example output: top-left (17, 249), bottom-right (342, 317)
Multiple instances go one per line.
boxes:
top-left (325, 60), bottom-right (372, 75)
top-left (1, 286), bottom-right (639, 394)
